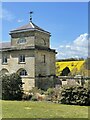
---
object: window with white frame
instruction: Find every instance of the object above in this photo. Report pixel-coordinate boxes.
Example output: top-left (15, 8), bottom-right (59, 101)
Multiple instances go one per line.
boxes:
top-left (19, 55), bottom-right (25, 63)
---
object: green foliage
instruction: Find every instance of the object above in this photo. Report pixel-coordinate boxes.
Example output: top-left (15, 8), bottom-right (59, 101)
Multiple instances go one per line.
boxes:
top-left (30, 87), bottom-right (43, 94)
top-left (2, 73), bottom-right (23, 100)
top-left (46, 88), bottom-right (62, 102)
top-left (29, 87), bottom-right (44, 101)
top-left (31, 95), bottom-right (38, 101)
top-left (79, 57), bottom-right (90, 76)
top-left (47, 88), bottom-right (55, 96)
top-left (60, 86), bottom-right (90, 106)
top-left (22, 93), bottom-right (32, 100)
top-left (45, 88), bottom-right (54, 101)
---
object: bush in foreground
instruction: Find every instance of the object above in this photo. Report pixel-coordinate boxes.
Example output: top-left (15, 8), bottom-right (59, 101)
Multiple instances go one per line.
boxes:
top-left (59, 85), bottom-right (90, 106)
top-left (2, 73), bottom-right (23, 100)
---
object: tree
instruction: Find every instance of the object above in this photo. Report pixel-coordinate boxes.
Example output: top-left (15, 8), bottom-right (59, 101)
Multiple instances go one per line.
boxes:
top-left (56, 63), bottom-right (60, 76)
top-left (70, 68), bottom-right (78, 76)
top-left (79, 58), bottom-right (90, 76)
top-left (2, 73), bottom-right (23, 100)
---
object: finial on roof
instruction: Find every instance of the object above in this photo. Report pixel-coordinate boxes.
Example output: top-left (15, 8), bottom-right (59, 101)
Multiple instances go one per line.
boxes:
top-left (29, 11), bottom-right (33, 22)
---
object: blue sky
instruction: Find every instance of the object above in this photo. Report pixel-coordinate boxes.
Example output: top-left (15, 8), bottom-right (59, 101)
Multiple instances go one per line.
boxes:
top-left (1, 2), bottom-right (88, 59)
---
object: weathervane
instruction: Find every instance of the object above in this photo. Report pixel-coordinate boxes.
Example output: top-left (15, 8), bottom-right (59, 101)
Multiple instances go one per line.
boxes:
top-left (29, 11), bottom-right (33, 22)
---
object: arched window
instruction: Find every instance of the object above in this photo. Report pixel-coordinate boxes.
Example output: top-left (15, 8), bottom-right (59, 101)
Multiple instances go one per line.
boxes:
top-left (17, 69), bottom-right (28, 76)
top-left (19, 69), bottom-right (27, 76)
top-left (0, 68), bottom-right (9, 75)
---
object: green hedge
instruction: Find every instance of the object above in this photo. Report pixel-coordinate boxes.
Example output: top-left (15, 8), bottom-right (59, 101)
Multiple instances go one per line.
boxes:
top-left (59, 86), bottom-right (90, 106)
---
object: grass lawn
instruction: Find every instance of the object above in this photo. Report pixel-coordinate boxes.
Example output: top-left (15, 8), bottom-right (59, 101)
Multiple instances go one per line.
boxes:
top-left (2, 100), bottom-right (88, 118)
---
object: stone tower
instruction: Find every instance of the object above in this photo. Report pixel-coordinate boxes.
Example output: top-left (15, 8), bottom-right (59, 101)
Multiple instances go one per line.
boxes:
top-left (0, 20), bottom-right (56, 92)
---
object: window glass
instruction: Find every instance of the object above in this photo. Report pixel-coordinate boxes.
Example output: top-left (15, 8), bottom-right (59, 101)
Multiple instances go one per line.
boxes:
top-left (17, 37), bottom-right (26, 44)
top-left (19, 55), bottom-right (25, 63)
top-left (2, 56), bottom-right (7, 64)
top-left (20, 70), bottom-right (27, 76)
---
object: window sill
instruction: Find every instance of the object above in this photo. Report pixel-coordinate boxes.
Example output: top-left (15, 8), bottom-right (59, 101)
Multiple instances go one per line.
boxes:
top-left (20, 75), bottom-right (27, 77)
top-left (18, 62), bottom-right (26, 64)
top-left (2, 63), bottom-right (8, 65)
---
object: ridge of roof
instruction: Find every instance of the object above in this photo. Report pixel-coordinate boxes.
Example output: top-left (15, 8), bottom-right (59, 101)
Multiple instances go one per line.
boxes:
top-left (10, 22), bottom-right (50, 34)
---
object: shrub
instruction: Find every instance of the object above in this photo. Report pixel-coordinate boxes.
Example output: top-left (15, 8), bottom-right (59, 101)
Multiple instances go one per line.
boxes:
top-left (22, 93), bottom-right (32, 100)
top-left (47, 88), bottom-right (55, 95)
top-left (59, 85), bottom-right (90, 106)
top-left (31, 95), bottom-right (38, 101)
top-left (2, 73), bottom-right (23, 100)
top-left (30, 87), bottom-right (43, 95)
top-left (46, 88), bottom-right (61, 102)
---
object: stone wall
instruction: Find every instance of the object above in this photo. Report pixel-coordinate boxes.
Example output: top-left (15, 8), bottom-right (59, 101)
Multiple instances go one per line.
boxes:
top-left (1, 50), bottom-right (35, 91)
top-left (11, 31), bottom-right (35, 47)
top-left (22, 77), bottom-right (35, 92)
top-left (1, 50), bottom-right (35, 77)
top-left (11, 31), bottom-right (50, 48)
top-left (35, 31), bottom-right (50, 48)
top-left (35, 49), bottom-right (56, 77)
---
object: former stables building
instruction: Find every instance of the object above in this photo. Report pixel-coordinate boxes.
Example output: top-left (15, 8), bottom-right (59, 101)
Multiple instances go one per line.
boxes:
top-left (0, 20), bottom-right (56, 92)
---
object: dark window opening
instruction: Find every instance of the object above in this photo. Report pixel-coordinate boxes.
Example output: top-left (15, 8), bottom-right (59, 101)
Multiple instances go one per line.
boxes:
top-left (60, 67), bottom-right (70, 76)
top-left (43, 40), bottom-right (46, 45)
top-left (20, 70), bottom-right (27, 76)
top-left (44, 55), bottom-right (45, 63)
top-left (19, 55), bottom-right (25, 63)
top-left (2, 56), bottom-right (7, 64)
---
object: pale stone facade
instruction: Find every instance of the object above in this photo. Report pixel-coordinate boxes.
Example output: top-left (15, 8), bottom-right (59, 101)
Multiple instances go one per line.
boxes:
top-left (0, 22), bottom-right (56, 92)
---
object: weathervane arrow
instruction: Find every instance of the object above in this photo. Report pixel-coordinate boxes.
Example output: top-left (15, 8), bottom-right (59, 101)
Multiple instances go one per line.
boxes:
top-left (29, 11), bottom-right (33, 22)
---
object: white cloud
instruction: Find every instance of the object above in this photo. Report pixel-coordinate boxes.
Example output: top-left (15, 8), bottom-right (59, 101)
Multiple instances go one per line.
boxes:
top-left (73, 33), bottom-right (88, 47)
top-left (65, 45), bottom-right (71, 48)
top-left (0, 8), bottom-right (15, 21)
top-left (56, 33), bottom-right (88, 59)
top-left (59, 45), bottom-right (64, 48)
top-left (17, 19), bottom-right (24, 23)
